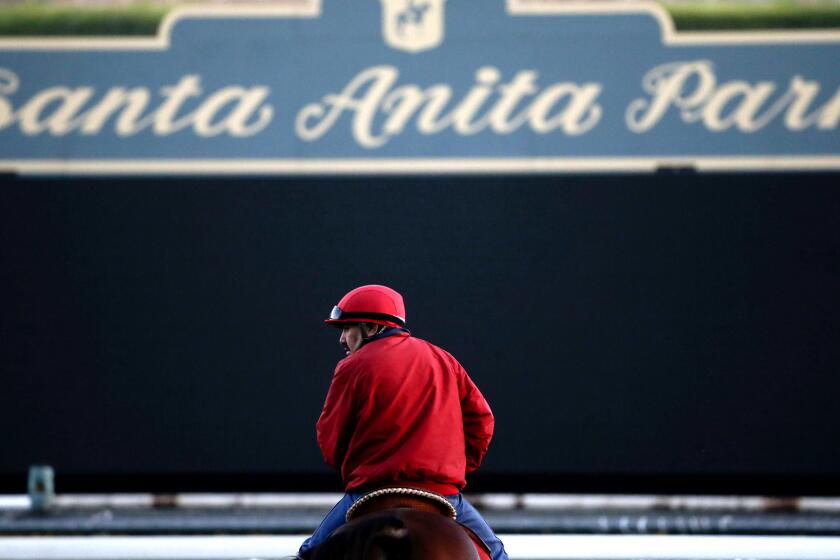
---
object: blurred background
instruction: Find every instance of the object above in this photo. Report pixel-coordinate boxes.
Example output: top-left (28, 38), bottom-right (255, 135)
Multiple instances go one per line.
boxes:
top-left (1, 1), bottom-right (840, 558)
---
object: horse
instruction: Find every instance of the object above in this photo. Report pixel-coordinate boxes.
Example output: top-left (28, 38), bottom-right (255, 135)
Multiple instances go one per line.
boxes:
top-left (299, 487), bottom-right (492, 560)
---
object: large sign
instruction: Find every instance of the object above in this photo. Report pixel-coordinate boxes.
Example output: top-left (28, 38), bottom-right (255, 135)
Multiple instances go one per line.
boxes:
top-left (1, 0), bottom-right (839, 174)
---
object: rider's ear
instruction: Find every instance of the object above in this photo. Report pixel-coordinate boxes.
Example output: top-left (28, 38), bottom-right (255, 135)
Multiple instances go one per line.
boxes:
top-left (361, 323), bottom-right (380, 337)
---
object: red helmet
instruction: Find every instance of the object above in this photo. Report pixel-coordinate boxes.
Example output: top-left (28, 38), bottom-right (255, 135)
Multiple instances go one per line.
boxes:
top-left (325, 285), bottom-right (406, 329)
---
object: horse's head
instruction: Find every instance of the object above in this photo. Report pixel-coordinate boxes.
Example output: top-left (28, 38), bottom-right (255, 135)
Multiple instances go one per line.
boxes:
top-left (302, 509), bottom-right (480, 560)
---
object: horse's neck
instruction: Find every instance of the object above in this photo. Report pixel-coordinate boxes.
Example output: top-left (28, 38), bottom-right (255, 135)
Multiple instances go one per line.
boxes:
top-left (347, 488), bottom-right (457, 522)
top-left (350, 493), bottom-right (450, 520)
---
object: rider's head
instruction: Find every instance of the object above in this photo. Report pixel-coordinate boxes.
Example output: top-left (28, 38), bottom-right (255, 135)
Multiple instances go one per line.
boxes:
top-left (326, 285), bottom-right (406, 355)
top-left (338, 323), bottom-right (381, 355)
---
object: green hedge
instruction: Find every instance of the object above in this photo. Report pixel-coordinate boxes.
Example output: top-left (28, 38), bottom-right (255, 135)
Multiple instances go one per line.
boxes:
top-left (668, 4), bottom-right (840, 31)
top-left (1, 3), bottom-right (840, 36)
top-left (0, 5), bottom-right (167, 37)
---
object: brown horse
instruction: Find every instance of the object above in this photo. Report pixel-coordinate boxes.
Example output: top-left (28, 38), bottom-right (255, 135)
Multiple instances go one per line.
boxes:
top-left (299, 488), bottom-right (491, 560)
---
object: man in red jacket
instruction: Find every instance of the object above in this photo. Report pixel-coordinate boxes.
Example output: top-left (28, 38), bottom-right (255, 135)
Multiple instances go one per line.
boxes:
top-left (298, 285), bottom-right (508, 560)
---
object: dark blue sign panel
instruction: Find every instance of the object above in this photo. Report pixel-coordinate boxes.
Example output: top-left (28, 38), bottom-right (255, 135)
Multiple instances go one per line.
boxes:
top-left (1, 0), bottom-right (839, 173)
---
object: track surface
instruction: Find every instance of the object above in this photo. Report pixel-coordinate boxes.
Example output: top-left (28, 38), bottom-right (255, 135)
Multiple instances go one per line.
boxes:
top-left (4, 534), bottom-right (840, 559)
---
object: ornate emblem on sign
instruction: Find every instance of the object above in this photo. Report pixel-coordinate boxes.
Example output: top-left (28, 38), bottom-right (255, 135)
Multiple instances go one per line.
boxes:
top-left (380, 0), bottom-right (446, 53)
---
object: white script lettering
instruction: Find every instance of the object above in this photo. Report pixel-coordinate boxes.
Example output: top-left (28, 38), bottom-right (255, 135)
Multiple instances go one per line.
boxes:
top-left (0, 69), bottom-right (273, 137)
top-left (296, 65), bottom-right (602, 148)
top-left (626, 60), bottom-right (840, 133)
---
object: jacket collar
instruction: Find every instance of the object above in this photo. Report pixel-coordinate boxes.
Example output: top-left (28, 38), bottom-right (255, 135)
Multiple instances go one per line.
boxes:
top-left (360, 327), bottom-right (410, 348)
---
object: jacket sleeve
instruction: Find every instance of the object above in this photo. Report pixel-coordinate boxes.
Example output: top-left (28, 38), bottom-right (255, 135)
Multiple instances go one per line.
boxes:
top-left (458, 364), bottom-right (495, 473)
top-left (316, 361), bottom-right (357, 470)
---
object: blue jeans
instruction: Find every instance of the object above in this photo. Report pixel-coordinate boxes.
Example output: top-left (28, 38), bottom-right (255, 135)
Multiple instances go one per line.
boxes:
top-left (299, 492), bottom-right (508, 560)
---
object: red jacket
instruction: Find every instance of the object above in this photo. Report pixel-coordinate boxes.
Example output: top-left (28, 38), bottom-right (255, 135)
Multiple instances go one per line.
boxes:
top-left (316, 330), bottom-right (494, 495)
